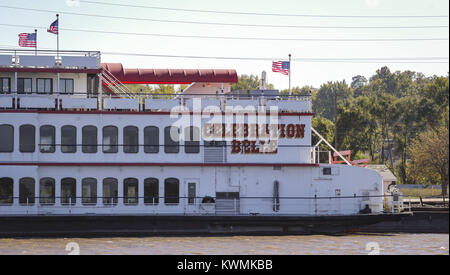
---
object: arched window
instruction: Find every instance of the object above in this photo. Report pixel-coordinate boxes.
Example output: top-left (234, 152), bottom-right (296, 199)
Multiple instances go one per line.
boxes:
top-left (144, 178), bottom-right (159, 204)
top-left (61, 177), bottom-right (76, 205)
top-left (40, 125), bottom-right (55, 153)
top-left (123, 126), bottom-right (139, 153)
top-left (82, 178), bottom-right (97, 205)
top-left (144, 126), bottom-right (159, 153)
top-left (19, 125), bottom-right (35, 153)
top-left (39, 177), bottom-right (55, 205)
top-left (164, 126), bottom-right (179, 154)
top-left (0, 125), bottom-right (14, 152)
top-left (124, 177), bottom-right (138, 205)
top-left (82, 126), bottom-right (97, 153)
top-left (103, 126), bottom-right (118, 153)
top-left (164, 178), bottom-right (179, 204)
top-left (61, 125), bottom-right (77, 153)
top-left (103, 178), bottom-right (118, 205)
top-left (185, 126), bottom-right (200, 154)
top-left (19, 177), bottom-right (35, 205)
top-left (0, 177), bottom-right (13, 204)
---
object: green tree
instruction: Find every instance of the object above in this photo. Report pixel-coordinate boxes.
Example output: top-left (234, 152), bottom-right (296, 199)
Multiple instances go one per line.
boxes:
top-left (409, 127), bottom-right (449, 195)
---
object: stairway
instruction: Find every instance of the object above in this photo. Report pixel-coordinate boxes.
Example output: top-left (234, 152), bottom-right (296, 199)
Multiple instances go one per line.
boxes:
top-left (102, 68), bottom-right (135, 98)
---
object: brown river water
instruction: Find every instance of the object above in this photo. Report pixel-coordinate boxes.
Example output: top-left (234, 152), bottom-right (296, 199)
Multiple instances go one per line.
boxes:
top-left (0, 234), bottom-right (448, 255)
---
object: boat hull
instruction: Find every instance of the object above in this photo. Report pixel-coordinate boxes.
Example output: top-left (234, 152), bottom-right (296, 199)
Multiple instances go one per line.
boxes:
top-left (0, 213), bottom-right (410, 237)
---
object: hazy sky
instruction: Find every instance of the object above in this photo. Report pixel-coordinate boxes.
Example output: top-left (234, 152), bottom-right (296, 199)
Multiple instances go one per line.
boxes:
top-left (0, 0), bottom-right (448, 89)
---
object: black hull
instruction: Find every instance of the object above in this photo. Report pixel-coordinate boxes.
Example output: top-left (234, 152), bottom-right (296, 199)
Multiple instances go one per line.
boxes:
top-left (0, 213), bottom-right (409, 237)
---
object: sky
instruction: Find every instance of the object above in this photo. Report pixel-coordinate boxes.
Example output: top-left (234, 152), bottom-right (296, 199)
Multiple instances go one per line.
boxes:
top-left (0, 0), bottom-right (448, 89)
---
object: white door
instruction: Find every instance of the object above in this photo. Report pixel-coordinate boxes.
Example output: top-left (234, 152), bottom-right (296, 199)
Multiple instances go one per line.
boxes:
top-left (184, 179), bottom-right (199, 214)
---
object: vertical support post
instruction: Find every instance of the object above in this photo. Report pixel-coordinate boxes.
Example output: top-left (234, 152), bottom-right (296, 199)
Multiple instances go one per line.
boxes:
top-left (57, 72), bottom-right (60, 110)
top-left (99, 72), bottom-right (103, 110)
top-left (56, 14), bottom-right (60, 60)
top-left (288, 54), bottom-right (292, 96)
top-left (34, 29), bottom-right (37, 56)
top-left (14, 72), bottom-right (17, 109)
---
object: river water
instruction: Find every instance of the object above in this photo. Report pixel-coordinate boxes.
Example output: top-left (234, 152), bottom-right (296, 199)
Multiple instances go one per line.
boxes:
top-left (0, 234), bottom-right (448, 255)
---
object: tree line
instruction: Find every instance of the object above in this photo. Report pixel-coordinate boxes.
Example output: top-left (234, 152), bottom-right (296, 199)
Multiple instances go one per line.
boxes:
top-left (232, 67), bottom-right (449, 194)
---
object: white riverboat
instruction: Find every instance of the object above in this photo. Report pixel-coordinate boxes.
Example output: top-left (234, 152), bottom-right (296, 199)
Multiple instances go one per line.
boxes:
top-left (0, 49), bottom-right (406, 236)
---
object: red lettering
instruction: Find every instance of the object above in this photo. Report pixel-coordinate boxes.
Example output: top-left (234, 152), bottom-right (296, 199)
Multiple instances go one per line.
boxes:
top-left (295, 124), bottom-right (305, 138)
top-left (286, 124), bottom-right (295, 138)
top-left (231, 140), bottom-right (241, 154)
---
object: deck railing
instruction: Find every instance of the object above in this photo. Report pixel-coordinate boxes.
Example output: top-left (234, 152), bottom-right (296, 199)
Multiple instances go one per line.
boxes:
top-left (0, 91), bottom-right (312, 113)
top-left (0, 194), bottom-right (406, 215)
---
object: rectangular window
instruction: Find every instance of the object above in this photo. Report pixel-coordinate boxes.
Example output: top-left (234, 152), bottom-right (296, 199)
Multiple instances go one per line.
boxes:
top-left (61, 178), bottom-right (76, 205)
top-left (39, 178), bottom-right (55, 205)
top-left (0, 178), bottom-right (13, 204)
top-left (124, 178), bottom-right (138, 205)
top-left (82, 126), bottom-right (97, 153)
top-left (0, 78), bottom-right (11, 93)
top-left (164, 178), bottom-right (179, 204)
top-left (36, 78), bottom-right (52, 94)
top-left (188, 182), bottom-right (196, 204)
top-left (19, 178), bottom-right (35, 205)
top-left (60, 79), bottom-right (74, 94)
top-left (61, 126), bottom-right (77, 153)
top-left (40, 125), bottom-right (55, 153)
top-left (144, 178), bottom-right (159, 204)
top-left (323, 167), bottom-right (332, 175)
top-left (164, 126), bottom-right (179, 154)
top-left (123, 126), bottom-right (139, 153)
top-left (17, 78), bottom-right (32, 94)
top-left (20, 125), bottom-right (35, 153)
top-left (185, 126), bottom-right (200, 154)
top-left (144, 126), bottom-right (159, 153)
top-left (82, 178), bottom-right (97, 205)
top-left (0, 125), bottom-right (14, 152)
top-left (103, 178), bottom-right (118, 205)
top-left (103, 126), bottom-right (118, 153)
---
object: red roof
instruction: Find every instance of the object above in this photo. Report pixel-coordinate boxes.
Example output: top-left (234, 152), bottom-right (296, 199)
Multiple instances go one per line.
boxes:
top-left (102, 63), bottom-right (238, 84)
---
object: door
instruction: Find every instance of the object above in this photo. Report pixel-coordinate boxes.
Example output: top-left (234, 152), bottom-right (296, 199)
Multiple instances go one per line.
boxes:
top-left (184, 179), bottom-right (199, 214)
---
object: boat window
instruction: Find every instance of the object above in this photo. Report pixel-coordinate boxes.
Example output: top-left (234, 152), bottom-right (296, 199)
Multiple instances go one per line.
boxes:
top-left (19, 124), bottom-right (35, 152)
top-left (82, 125), bottom-right (97, 153)
top-left (17, 78), bottom-right (32, 94)
top-left (123, 126), bottom-right (139, 153)
top-left (164, 178), bottom-right (179, 204)
top-left (124, 178), bottom-right (138, 205)
top-left (164, 126), bottom-right (179, 154)
top-left (144, 126), bottom-right (159, 153)
top-left (36, 78), bottom-right (52, 94)
top-left (188, 182), bottom-right (196, 204)
top-left (0, 177), bottom-right (13, 204)
top-left (0, 77), bottom-right (10, 93)
top-left (144, 178), bottom-right (159, 204)
top-left (61, 125), bottom-right (77, 153)
top-left (0, 124), bottom-right (14, 153)
top-left (103, 126), bottom-right (118, 153)
top-left (40, 125), bottom-right (55, 153)
top-left (61, 177), bottom-right (76, 205)
top-left (323, 167), bottom-right (332, 175)
top-left (185, 126), bottom-right (200, 154)
top-left (82, 178), bottom-right (97, 205)
top-left (103, 178), bottom-right (118, 205)
top-left (39, 177), bottom-right (55, 205)
top-left (19, 177), bottom-right (35, 205)
top-left (60, 79), bottom-right (74, 94)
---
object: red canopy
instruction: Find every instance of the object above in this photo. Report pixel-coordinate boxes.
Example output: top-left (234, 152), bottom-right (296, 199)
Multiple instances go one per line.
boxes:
top-left (102, 63), bottom-right (238, 84)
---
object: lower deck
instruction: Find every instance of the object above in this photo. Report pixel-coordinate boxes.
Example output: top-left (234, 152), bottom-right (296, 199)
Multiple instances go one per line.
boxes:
top-left (0, 164), bottom-right (384, 216)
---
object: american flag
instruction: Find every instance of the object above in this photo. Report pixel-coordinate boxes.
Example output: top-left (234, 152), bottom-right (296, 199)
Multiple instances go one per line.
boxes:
top-left (272, 61), bottom-right (290, 75)
top-left (47, 19), bottom-right (59, 34)
top-left (18, 33), bottom-right (37, 48)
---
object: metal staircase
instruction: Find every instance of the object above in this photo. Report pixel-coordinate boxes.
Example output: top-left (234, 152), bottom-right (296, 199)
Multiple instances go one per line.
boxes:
top-left (102, 68), bottom-right (135, 98)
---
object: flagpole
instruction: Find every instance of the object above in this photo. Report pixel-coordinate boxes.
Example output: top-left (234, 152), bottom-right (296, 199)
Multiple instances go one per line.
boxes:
top-left (56, 14), bottom-right (59, 60)
top-left (288, 53), bottom-right (292, 96)
top-left (34, 29), bottom-right (37, 56)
